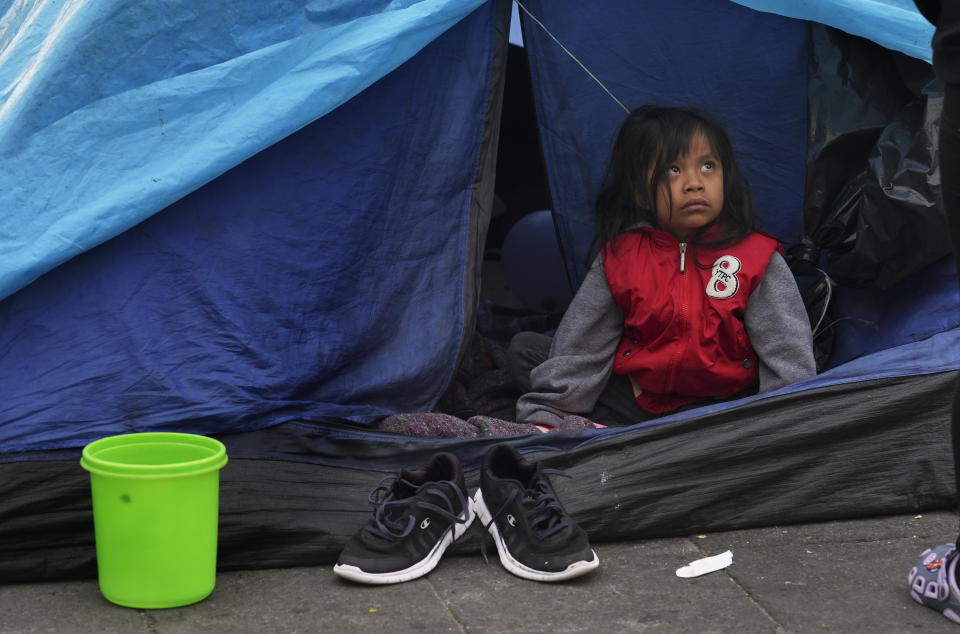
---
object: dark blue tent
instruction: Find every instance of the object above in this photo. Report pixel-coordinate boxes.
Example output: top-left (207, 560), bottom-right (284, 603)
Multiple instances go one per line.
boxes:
top-left (1, 0), bottom-right (957, 581)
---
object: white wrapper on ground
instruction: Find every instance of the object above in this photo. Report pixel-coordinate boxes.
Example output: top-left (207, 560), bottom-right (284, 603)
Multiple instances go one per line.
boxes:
top-left (675, 550), bottom-right (733, 578)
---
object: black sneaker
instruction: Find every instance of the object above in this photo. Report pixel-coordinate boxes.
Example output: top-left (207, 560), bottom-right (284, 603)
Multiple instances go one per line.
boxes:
top-left (333, 452), bottom-right (474, 584)
top-left (474, 443), bottom-right (598, 581)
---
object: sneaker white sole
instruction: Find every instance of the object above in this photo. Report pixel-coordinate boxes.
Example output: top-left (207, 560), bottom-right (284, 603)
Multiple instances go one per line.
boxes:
top-left (333, 504), bottom-right (475, 585)
top-left (473, 489), bottom-right (599, 582)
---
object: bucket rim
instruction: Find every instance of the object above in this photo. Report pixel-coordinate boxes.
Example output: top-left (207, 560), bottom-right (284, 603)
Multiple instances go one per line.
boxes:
top-left (80, 432), bottom-right (227, 479)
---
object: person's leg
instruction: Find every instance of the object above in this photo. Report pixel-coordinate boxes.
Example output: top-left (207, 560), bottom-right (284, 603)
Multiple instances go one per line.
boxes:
top-left (506, 331), bottom-right (551, 394)
top-left (908, 3), bottom-right (960, 622)
top-left (507, 331), bottom-right (656, 426)
top-left (914, 0), bottom-right (960, 538)
top-left (932, 0), bottom-right (960, 532)
top-left (588, 373), bottom-right (659, 426)
top-left (942, 81), bottom-right (960, 532)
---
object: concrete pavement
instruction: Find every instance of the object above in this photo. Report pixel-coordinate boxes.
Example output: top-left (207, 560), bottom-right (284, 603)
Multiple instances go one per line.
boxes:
top-left (3, 511), bottom-right (960, 633)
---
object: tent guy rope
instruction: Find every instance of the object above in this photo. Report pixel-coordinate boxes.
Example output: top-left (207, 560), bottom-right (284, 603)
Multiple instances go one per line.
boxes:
top-left (514, 1), bottom-right (630, 114)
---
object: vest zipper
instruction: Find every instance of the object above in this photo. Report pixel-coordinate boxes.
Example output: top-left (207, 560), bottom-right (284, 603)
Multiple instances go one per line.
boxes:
top-left (668, 242), bottom-right (689, 391)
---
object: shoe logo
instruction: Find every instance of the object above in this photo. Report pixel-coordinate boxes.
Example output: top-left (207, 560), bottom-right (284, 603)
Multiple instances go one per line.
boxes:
top-left (926, 557), bottom-right (944, 572)
top-left (506, 514), bottom-right (516, 527)
top-left (420, 518), bottom-right (431, 530)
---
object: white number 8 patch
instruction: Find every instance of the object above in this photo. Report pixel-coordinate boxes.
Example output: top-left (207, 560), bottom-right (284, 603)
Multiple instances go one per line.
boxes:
top-left (706, 255), bottom-right (741, 299)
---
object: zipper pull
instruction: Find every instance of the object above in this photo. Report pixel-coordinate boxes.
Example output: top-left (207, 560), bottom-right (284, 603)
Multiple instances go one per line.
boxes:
top-left (679, 242), bottom-right (686, 272)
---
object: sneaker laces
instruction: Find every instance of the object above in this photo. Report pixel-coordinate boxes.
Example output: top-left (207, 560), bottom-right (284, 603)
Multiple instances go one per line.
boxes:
top-left (363, 475), bottom-right (469, 542)
top-left (481, 469), bottom-right (569, 563)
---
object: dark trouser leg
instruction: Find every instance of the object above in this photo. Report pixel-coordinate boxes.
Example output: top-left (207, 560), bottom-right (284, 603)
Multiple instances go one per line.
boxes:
top-left (589, 373), bottom-right (656, 427)
top-left (917, 0), bottom-right (960, 545)
top-left (506, 331), bottom-right (551, 394)
top-left (941, 83), bottom-right (960, 521)
top-left (506, 331), bottom-right (655, 426)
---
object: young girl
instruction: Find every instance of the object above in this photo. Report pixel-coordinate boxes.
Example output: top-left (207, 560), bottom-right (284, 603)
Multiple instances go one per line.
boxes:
top-left (511, 105), bottom-right (816, 428)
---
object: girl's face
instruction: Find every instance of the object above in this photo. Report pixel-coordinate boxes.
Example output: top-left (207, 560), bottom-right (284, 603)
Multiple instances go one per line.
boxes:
top-left (652, 132), bottom-right (724, 241)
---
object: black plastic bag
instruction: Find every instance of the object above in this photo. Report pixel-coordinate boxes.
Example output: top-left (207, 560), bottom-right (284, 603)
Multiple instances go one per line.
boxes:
top-left (801, 25), bottom-right (945, 289)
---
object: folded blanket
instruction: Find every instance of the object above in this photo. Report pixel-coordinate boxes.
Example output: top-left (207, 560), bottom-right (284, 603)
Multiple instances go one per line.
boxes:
top-left (375, 412), bottom-right (599, 438)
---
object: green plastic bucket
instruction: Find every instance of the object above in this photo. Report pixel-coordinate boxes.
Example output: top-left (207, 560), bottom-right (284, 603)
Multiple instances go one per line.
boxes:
top-left (80, 432), bottom-right (228, 609)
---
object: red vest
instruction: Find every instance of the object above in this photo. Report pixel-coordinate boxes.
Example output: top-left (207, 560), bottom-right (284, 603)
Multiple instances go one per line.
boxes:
top-left (602, 228), bottom-right (780, 414)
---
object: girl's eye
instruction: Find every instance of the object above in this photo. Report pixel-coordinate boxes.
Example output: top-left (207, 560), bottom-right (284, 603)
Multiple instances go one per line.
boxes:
top-left (668, 166), bottom-right (680, 175)
top-left (702, 161), bottom-right (714, 171)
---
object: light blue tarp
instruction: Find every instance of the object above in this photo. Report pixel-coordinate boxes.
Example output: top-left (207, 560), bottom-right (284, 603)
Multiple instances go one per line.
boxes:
top-left (730, 0), bottom-right (934, 62)
top-left (0, 0), bottom-right (484, 302)
top-left (0, 0), bottom-right (935, 303)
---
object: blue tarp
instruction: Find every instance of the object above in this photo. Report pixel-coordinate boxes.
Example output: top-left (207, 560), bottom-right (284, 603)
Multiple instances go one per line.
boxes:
top-left (0, 0), bottom-right (484, 302)
top-left (0, 0), bottom-right (953, 455)
top-left (522, 0), bottom-right (809, 282)
top-left (730, 0), bottom-right (934, 62)
top-left (0, 1), bottom-right (499, 453)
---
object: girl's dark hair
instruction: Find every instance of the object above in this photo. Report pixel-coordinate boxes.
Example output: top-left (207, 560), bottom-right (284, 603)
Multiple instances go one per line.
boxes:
top-left (591, 105), bottom-right (758, 259)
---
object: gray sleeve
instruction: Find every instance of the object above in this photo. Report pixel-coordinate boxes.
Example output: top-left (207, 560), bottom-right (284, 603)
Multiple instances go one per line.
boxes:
top-left (515, 256), bottom-right (624, 425)
top-left (745, 252), bottom-right (817, 392)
